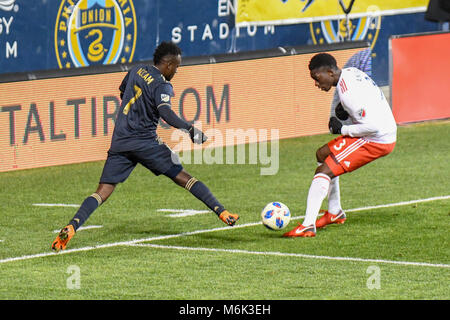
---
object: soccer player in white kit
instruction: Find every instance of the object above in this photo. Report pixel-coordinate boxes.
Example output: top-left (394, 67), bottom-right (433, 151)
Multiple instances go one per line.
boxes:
top-left (284, 53), bottom-right (397, 237)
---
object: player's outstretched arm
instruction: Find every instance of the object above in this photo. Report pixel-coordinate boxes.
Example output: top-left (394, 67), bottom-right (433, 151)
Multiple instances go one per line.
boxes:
top-left (158, 105), bottom-right (207, 144)
top-left (158, 104), bottom-right (190, 130)
top-left (341, 123), bottom-right (378, 137)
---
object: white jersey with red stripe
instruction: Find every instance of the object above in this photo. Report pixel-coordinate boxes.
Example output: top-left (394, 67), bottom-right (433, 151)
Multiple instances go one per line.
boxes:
top-left (337, 67), bottom-right (397, 144)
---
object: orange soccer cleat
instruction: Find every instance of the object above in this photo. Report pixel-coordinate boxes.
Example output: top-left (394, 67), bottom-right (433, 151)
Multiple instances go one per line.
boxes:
top-left (316, 210), bottom-right (347, 229)
top-left (219, 210), bottom-right (240, 226)
top-left (283, 223), bottom-right (316, 238)
top-left (51, 224), bottom-right (75, 252)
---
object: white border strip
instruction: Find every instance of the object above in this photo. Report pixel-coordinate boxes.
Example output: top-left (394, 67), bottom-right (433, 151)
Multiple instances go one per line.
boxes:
top-left (129, 243), bottom-right (450, 269)
top-left (1, 195), bottom-right (449, 265)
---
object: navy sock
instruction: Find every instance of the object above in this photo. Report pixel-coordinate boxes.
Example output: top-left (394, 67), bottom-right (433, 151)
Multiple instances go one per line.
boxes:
top-left (69, 194), bottom-right (102, 230)
top-left (186, 178), bottom-right (225, 215)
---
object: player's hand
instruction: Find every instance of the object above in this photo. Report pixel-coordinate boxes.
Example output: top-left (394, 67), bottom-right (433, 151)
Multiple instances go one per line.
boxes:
top-left (335, 103), bottom-right (349, 121)
top-left (189, 126), bottom-right (208, 144)
top-left (328, 116), bottom-right (343, 134)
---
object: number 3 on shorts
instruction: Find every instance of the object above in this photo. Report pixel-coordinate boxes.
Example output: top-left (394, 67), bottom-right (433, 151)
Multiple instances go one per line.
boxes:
top-left (333, 139), bottom-right (346, 151)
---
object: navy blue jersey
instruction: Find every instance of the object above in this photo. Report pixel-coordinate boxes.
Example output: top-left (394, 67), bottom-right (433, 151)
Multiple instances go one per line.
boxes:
top-left (110, 65), bottom-right (174, 152)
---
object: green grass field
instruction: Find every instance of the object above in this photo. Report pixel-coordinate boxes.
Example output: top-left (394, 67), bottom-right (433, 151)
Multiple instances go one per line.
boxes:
top-left (0, 121), bottom-right (449, 301)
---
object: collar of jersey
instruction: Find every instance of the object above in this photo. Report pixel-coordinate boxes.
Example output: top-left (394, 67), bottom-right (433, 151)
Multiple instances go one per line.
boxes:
top-left (151, 65), bottom-right (167, 82)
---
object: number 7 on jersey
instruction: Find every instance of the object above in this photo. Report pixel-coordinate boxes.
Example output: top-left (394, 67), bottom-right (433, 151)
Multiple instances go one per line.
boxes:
top-left (123, 85), bottom-right (142, 115)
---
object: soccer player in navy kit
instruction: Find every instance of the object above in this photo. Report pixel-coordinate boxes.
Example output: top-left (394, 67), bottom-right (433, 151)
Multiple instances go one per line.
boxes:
top-left (52, 42), bottom-right (239, 252)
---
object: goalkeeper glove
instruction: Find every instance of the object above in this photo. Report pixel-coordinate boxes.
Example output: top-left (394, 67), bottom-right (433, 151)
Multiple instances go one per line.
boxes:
top-left (328, 116), bottom-right (343, 134)
top-left (189, 126), bottom-right (208, 144)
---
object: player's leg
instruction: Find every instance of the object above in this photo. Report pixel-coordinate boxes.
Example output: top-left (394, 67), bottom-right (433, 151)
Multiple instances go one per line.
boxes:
top-left (283, 161), bottom-right (335, 237)
top-left (52, 151), bottom-right (136, 251)
top-left (169, 168), bottom-right (239, 226)
top-left (67, 183), bottom-right (116, 231)
top-left (315, 143), bottom-right (345, 228)
top-left (51, 184), bottom-right (116, 252)
top-left (283, 146), bottom-right (335, 237)
top-left (316, 144), bottom-right (343, 215)
top-left (140, 142), bottom-right (239, 226)
top-left (309, 137), bottom-right (361, 232)
top-left (284, 141), bottom-right (345, 238)
top-left (316, 137), bottom-right (395, 229)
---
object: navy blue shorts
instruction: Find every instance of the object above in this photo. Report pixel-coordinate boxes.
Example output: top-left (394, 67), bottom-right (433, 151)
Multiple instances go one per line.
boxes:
top-left (99, 144), bottom-right (183, 184)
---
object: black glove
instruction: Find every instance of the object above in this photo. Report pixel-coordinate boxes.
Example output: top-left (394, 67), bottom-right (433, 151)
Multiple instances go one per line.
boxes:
top-left (189, 126), bottom-right (208, 144)
top-left (335, 103), bottom-right (349, 121)
top-left (328, 116), bottom-right (343, 134)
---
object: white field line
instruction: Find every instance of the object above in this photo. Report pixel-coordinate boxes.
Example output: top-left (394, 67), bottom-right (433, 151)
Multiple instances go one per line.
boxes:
top-left (34, 204), bottom-right (210, 218)
top-left (0, 223), bottom-right (259, 264)
top-left (344, 195), bottom-right (450, 213)
top-left (129, 243), bottom-right (450, 269)
top-left (1, 195), bottom-right (449, 266)
top-left (52, 225), bottom-right (103, 233)
top-left (157, 209), bottom-right (210, 218)
top-left (33, 203), bottom-right (80, 208)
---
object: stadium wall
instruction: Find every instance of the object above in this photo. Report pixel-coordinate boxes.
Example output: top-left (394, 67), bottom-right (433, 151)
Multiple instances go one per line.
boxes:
top-left (389, 31), bottom-right (450, 124)
top-left (0, 0), bottom-right (441, 86)
top-left (0, 42), bottom-right (367, 172)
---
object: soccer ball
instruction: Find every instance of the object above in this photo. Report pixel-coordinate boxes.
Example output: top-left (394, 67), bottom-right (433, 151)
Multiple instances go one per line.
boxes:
top-left (261, 202), bottom-right (291, 230)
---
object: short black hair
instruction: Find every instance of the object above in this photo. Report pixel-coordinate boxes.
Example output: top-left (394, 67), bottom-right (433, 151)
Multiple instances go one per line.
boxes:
top-left (153, 41), bottom-right (182, 65)
top-left (308, 53), bottom-right (337, 71)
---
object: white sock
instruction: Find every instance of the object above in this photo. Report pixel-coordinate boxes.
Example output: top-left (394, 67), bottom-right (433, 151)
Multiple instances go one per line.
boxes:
top-left (328, 176), bottom-right (342, 215)
top-left (303, 173), bottom-right (331, 227)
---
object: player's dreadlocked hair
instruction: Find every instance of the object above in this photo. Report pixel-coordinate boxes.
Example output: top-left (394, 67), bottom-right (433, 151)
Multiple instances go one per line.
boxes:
top-left (153, 41), bottom-right (182, 65)
top-left (308, 53), bottom-right (338, 71)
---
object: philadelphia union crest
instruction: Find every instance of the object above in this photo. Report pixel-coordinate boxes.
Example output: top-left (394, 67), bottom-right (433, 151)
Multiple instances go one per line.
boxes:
top-left (55, 0), bottom-right (137, 68)
top-left (310, 14), bottom-right (381, 51)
